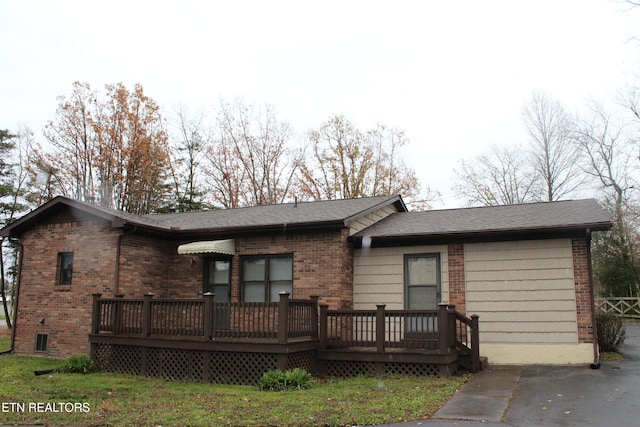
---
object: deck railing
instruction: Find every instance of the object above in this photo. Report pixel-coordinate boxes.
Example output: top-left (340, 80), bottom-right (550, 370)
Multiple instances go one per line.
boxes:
top-left (319, 303), bottom-right (480, 371)
top-left (91, 292), bottom-right (318, 343)
top-left (92, 294), bottom-right (480, 372)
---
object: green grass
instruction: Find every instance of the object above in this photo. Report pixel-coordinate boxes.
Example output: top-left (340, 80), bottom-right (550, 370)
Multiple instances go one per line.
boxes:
top-left (0, 336), bottom-right (9, 351)
top-left (600, 351), bottom-right (626, 361)
top-left (0, 329), bottom-right (9, 352)
top-left (0, 355), bottom-right (467, 426)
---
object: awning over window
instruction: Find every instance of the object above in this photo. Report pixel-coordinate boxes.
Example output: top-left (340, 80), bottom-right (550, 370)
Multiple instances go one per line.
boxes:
top-left (177, 239), bottom-right (235, 255)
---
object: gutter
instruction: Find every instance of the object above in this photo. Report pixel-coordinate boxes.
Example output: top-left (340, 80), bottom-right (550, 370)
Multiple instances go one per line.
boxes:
top-left (0, 239), bottom-right (23, 355)
top-left (114, 227), bottom-right (137, 296)
top-left (586, 229), bottom-right (601, 369)
top-left (350, 223), bottom-right (613, 248)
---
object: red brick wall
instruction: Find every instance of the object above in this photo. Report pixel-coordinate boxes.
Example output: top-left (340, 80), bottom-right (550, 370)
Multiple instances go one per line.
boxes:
top-left (168, 229), bottom-right (354, 309)
top-left (572, 238), bottom-right (594, 344)
top-left (117, 234), bottom-right (173, 297)
top-left (14, 219), bottom-right (120, 358)
top-left (448, 243), bottom-right (466, 314)
top-left (15, 218), bottom-right (354, 357)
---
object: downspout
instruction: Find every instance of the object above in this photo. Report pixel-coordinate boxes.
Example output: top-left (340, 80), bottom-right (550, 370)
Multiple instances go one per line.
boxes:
top-left (1, 239), bottom-right (23, 355)
top-left (114, 227), bottom-right (136, 296)
top-left (586, 229), bottom-right (601, 369)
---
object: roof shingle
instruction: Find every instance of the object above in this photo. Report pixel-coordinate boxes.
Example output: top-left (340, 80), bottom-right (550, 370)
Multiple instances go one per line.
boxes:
top-left (354, 199), bottom-right (611, 239)
top-left (141, 195), bottom-right (404, 232)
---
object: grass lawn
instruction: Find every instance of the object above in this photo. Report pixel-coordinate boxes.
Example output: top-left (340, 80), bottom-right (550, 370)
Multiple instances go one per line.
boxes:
top-left (0, 355), bottom-right (467, 427)
top-left (0, 327), bottom-right (9, 352)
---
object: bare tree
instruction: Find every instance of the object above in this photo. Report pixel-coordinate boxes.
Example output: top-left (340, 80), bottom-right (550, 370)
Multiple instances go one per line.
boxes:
top-left (296, 115), bottom-right (435, 209)
top-left (165, 105), bottom-right (210, 212)
top-left (574, 103), bottom-right (639, 295)
top-left (204, 99), bottom-right (300, 208)
top-left (297, 115), bottom-right (372, 200)
top-left (453, 144), bottom-right (538, 206)
top-left (43, 82), bottom-right (97, 202)
top-left (522, 91), bottom-right (583, 201)
top-left (367, 124), bottom-right (437, 209)
top-left (0, 127), bottom-right (30, 329)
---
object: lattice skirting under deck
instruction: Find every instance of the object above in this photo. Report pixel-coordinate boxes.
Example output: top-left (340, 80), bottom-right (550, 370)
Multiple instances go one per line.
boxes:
top-left (92, 343), bottom-right (455, 385)
top-left (320, 360), bottom-right (456, 378)
top-left (91, 343), bottom-right (317, 385)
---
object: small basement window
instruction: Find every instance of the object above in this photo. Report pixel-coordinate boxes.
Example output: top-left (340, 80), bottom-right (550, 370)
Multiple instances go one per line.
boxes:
top-left (35, 333), bottom-right (48, 352)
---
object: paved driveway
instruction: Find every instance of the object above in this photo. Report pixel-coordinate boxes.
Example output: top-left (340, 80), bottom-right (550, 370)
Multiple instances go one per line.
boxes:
top-left (504, 322), bottom-right (640, 427)
top-left (381, 322), bottom-right (640, 427)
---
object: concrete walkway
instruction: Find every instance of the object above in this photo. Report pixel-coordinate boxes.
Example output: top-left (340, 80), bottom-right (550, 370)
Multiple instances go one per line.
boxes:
top-left (380, 322), bottom-right (640, 427)
top-left (379, 366), bottom-right (520, 427)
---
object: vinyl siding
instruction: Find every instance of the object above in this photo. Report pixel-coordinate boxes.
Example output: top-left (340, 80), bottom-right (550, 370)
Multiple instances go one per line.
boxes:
top-left (353, 245), bottom-right (449, 310)
top-left (349, 205), bottom-right (399, 236)
top-left (465, 239), bottom-right (578, 344)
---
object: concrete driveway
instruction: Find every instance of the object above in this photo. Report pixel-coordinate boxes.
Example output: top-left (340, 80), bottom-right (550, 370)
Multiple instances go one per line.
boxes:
top-left (381, 322), bottom-right (640, 427)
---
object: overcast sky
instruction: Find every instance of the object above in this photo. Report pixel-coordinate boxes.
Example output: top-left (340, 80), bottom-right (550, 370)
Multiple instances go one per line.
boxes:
top-left (1, 0), bottom-right (639, 208)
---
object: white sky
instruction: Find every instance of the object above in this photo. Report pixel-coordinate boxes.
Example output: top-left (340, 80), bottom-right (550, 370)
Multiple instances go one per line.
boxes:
top-left (1, 0), bottom-right (639, 208)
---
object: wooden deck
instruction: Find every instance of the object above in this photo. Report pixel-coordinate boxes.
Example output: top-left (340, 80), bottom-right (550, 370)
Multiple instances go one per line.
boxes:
top-left (89, 293), bottom-right (480, 384)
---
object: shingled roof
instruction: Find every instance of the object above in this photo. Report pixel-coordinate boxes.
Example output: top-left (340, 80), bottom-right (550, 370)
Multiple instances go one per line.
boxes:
top-left (353, 199), bottom-right (611, 243)
top-left (0, 195), bottom-right (407, 238)
top-left (144, 195), bottom-right (405, 233)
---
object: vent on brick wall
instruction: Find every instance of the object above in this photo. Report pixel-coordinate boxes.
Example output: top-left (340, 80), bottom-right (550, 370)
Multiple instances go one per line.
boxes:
top-left (35, 333), bottom-right (48, 352)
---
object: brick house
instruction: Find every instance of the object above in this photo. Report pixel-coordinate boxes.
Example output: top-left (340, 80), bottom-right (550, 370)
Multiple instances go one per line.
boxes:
top-left (1, 195), bottom-right (611, 367)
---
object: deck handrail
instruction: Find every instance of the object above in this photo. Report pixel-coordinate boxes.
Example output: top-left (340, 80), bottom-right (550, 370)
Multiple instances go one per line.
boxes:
top-left (452, 308), bottom-right (480, 372)
top-left (318, 303), bottom-right (481, 372)
top-left (91, 292), bottom-right (319, 342)
top-left (91, 294), bottom-right (481, 372)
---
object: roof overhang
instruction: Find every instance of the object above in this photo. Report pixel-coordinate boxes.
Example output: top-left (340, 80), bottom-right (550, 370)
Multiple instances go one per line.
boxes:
top-left (177, 239), bottom-right (236, 255)
top-left (351, 223), bottom-right (611, 248)
top-left (0, 196), bottom-right (126, 238)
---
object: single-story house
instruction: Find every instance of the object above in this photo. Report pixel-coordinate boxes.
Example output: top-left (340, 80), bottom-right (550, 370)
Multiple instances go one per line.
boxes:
top-left (0, 195), bottom-right (611, 369)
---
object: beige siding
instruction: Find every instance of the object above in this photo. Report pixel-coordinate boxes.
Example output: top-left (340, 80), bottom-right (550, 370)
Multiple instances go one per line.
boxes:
top-left (353, 245), bottom-right (449, 310)
top-left (349, 205), bottom-right (399, 236)
top-left (465, 239), bottom-right (578, 345)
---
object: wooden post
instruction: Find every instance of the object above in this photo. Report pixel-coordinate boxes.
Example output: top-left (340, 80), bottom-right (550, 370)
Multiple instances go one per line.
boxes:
top-left (91, 293), bottom-right (102, 334)
top-left (447, 304), bottom-right (458, 349)
top-left (277, 291), bottom-right (290, 344)
top-left (310, 296), bottom-right (320, 339)
top-left (376, 304), bottom-right (386, 353)
top-left (142, 293), bottom-right (154, 337)
top-left (201, 292), bottom-right (215, 383)
top-left (319, 304), bottom-right (329, 350)
top-left (203, 292), bottom-right (214, 340)
top-left (113, 294), bottom-right (124, 333)
top-left (471, 314), bottom-right (480, 373)
top-left (438, 303), bottom-right (449, 354)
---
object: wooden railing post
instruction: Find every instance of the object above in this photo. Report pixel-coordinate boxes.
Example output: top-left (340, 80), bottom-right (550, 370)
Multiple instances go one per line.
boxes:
top-left (91, 293), bottom-right (102, 334)
top-left (471, 314), bottom-right (480, 372)
top-left (438, 303), bottom-right (450, 354)
top-left (112, 294), bottom-right (124, 333)
top-left (319, 304), bottom-right (329, 350)
top-left (142, 293), bottom-right (154, 337)
top-left (203, 292), bottom-right (214, 340)
top-left (376, 304), bottom-right (386, 353)
top-left (310, 296), bottom-right (320, 339)
top-left (277, 291), bottom-right (290, 344)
